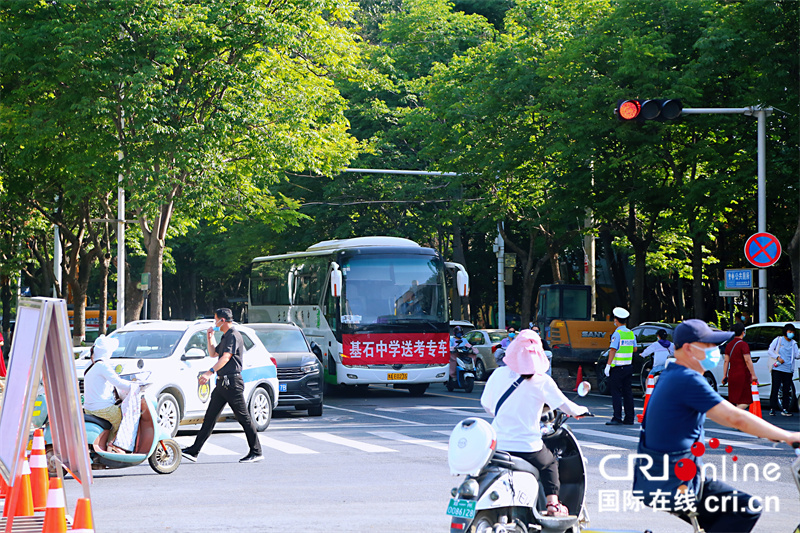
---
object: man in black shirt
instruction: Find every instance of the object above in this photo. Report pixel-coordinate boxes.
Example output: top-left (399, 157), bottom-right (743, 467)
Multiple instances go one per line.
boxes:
top-left (181, 308), bottom-right (263, 463)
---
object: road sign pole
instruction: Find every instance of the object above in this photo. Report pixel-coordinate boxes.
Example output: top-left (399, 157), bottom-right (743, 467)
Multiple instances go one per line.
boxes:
top-left (757, 108), bottom-right (768, 322)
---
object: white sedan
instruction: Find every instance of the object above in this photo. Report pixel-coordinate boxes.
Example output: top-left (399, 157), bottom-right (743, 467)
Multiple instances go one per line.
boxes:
top-left (74, 319), bottom-right (279, 437)
top-left (463, 329), bottom-right (508, 380)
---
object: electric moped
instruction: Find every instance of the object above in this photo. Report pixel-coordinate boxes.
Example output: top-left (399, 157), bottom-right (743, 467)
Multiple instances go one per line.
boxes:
top-left (447, 344), bottom-right (477, 393)
top-left (44, 374), bottom-right (181, 475)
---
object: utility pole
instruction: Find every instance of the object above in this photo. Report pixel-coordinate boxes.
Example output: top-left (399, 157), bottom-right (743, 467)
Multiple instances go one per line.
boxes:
top-left (682, 106), bottom-right (773, 322)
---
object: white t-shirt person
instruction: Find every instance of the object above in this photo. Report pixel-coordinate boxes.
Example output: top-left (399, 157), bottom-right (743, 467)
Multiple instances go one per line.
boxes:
top-left (481, 366), bottom-right (584, 452)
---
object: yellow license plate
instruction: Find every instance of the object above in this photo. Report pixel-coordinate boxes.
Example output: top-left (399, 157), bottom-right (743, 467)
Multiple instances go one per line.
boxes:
top-left (387, 373), bottom-right (408, 380)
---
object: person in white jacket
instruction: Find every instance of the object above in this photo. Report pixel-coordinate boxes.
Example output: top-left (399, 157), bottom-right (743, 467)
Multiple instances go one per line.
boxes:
top-left (481, 329), bottom-right (588, 517)
top-left (767, 323), bottom-right (799, 416)
top-left (83, 335), bottom-right (131, 452)
top-left (640, 329), bottom-right (674, 375)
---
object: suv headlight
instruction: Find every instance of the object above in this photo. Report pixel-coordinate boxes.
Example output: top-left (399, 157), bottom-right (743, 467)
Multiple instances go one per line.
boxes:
top-left (301, 362), bottom-right (320, 374)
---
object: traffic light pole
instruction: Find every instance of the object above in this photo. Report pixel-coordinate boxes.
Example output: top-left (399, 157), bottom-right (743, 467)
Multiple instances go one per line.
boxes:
top-left (683, 106), bottom-right (773, 322)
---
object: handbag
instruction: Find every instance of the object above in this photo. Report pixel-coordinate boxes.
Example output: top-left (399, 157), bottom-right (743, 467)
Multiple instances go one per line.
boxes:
top-left (768, 337), bottom-right (784, 368)
top-left (631, 419), bottom-right (704, 508)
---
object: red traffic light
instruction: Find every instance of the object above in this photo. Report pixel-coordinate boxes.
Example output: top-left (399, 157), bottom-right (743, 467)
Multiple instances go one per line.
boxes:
top-left (617, 100), bottom-right (641, 120)
top-left (616, 99), bottom-right (682, 122)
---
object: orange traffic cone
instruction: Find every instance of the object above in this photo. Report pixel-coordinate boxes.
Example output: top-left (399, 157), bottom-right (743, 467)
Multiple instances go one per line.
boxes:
top-left (71, 498), bottom-right (94, 532)
top-left (29, 429), bottom-right (49, 512)
top-left (573, 365), bottom-right (584, 392)
top-left (748, 381), bottom-right (762, 418)
top-left (3, 459), bottom-right (34, 518)
top-left (636, 374), bottom-right (655, 423)
top-left (41, 477), bottom-right (67, 533)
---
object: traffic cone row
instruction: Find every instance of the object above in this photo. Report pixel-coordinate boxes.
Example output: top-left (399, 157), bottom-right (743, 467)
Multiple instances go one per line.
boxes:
top-left (748, 380), bottom-right (762, 418)
top-left (2, 459), bottom-right (34, 518)
top-left (636, 374), bottom-right (655, 423)
top-left (71, 498), bottom-right (94, 532)
top-left (30, 429), bottom-right (49, 512)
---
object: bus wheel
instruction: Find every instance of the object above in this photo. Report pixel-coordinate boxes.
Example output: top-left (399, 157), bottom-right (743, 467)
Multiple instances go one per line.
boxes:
top-left (407, 384), bottom-right (428, 397)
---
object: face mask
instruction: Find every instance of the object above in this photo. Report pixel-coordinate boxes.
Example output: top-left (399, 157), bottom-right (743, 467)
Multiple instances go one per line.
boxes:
top-left (455, 332), bottom-right (462, 338)
top-left (213, 320), bottom-right (221, 332)
top-left (741, 316), bottom-right (746, 322)
top-left (788, 332), bottom-right (795, 340)
top-left (693, 344), bottom-right (722, 371)
top-left (508, 332), bottom-right (516, 339)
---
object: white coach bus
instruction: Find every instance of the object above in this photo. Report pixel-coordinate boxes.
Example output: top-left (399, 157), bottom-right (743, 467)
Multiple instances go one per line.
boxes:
top-left (248, 237), bottom-right (469, 396)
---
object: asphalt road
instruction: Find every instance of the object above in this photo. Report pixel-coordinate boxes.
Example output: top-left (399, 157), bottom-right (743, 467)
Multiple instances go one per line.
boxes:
top-left (62, 382), bottom-right (800, 532)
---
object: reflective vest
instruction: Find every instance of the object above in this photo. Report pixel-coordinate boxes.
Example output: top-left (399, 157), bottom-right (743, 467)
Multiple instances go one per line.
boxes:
top-left (611, 327), bottom-right (635, 366)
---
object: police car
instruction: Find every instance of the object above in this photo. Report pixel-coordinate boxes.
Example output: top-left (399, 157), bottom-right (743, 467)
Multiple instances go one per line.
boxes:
top-left (74, 319), bottom-right (279, 437)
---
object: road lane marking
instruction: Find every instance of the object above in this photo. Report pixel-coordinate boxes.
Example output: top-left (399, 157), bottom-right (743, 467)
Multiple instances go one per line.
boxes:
top-left (230, 433), bottom-right (318, 454)
top-left (325, 405), bottom-right (426, 426)
top-left (175, 436), bottom-right (238, 456)
top-left (369, 431), bottom-right (448, 451)
top-left (579, 442), bottom-right (626, 451)
top-left (571, 428), bottom-right (640, 443)
top-left (303, 432), bottom-right (396, 453)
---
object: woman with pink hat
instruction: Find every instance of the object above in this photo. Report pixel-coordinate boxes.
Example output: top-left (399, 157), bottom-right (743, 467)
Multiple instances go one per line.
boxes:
top-left (481, 329), bottom-right (589, 517)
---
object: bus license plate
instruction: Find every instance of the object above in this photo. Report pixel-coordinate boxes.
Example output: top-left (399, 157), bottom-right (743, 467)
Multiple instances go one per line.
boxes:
top-left (387, 373), bottom-right (408, 380)
top-left (446, 499), bottom-right (476, 519)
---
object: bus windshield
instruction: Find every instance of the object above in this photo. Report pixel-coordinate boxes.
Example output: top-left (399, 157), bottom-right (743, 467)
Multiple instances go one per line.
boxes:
top-left (340, 255), bottom-right (447, 330)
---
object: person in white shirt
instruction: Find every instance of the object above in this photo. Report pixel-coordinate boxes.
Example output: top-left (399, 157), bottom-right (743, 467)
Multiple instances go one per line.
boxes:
top-left (83, 335), bottom-right (131, 453)
top-left (480, 329), bottom-right (588, 517)
top-left (767, 323), bottom-right (799, 416)
top-left (640, 329), bottom-right (674, 375)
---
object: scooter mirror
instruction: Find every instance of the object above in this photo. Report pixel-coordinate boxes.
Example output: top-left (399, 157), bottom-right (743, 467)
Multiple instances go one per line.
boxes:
top-left (576, 381), bottom-right (591, 397)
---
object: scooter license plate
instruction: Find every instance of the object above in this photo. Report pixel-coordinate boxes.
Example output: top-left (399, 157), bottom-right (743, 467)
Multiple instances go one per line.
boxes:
top-left (446, 499), bottom-right (476, 519)
top-left (387, 373), bottom-right (408, 380)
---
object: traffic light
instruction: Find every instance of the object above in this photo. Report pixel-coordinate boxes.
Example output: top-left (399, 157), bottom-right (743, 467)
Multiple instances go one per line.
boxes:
top-left (615, 99), bottom-right (682, 122)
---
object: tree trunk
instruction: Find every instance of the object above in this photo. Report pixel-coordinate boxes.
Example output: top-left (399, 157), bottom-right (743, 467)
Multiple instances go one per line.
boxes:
top-left (98, 256), bottom-right (109, 335)
top-left (1, 275), bottom-right (12, 358)
top-left (452, 223), bottom-right (468, 321)
top-left (691, 236), bottom-right (705, 319)
top-left (631, 246), bottom-right (647, 326)
top-left (787, 212), bottom-right (800, 320)
top-left (600, 228), bottom-right (626, 307)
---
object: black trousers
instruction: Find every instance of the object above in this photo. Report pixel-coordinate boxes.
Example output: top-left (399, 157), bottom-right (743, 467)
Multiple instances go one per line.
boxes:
top-left (677, 480), bottom-right (760, 533)
top-left (769, 369), bottom-right (793, 412)
top-left (186, 373), bottom-right (262, 455)
top-left (609, 364), bottom-right (634, 423)
top-left (508, 447), bottom-right (560, 496)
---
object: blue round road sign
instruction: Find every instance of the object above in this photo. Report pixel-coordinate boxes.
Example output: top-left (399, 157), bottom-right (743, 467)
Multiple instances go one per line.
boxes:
top-left (744, 232), bottom-right (781, 268)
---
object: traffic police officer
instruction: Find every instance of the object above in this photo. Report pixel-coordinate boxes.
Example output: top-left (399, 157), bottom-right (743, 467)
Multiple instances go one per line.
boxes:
top-left (181, 308), bottom-right (263, 463)
top-left (605, 307), bottom-right (637, 425)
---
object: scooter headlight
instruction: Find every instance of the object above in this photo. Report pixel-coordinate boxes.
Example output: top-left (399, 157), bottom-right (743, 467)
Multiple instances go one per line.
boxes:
top-left (458, 478), bottom-right (480, 499)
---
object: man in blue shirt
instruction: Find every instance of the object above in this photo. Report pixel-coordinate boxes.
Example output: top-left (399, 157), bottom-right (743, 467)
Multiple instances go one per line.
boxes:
top-left (638, 319), bottom-right (800, 532)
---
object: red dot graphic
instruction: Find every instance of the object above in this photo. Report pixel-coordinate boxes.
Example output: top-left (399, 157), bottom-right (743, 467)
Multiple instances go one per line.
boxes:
top-left (725, 445), bottom-right (733, 453)
top-left (709, 438), bottom-right (720, 449)
top-left (732, 456), bottom-right (738, 461)
top-left (691, 442), bottom-right (705, 457)
top-left (674, 458), bottom-right (697, 481)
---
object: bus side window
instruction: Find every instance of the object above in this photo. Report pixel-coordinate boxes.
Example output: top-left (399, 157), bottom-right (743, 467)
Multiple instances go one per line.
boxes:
top-left (323, 274), bottom-right (337, 330)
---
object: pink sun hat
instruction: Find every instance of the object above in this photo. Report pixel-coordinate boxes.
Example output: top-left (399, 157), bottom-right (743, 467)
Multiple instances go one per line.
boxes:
top-left (504, 329), bottom-right (550, 375)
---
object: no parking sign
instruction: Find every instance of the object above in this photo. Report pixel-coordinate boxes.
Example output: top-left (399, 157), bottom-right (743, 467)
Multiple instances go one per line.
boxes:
top-left (744, 232), bottom-right (781, 268)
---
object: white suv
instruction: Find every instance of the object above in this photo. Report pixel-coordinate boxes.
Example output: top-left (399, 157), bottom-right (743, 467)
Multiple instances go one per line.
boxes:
top-left (74, 320), bottom-right (279, 436)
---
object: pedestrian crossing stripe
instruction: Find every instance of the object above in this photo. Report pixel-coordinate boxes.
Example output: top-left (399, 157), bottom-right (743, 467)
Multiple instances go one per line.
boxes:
top-left (174, 427), bottom-right (772, 458)
top-left (303, 432), bottom-right (395, 453)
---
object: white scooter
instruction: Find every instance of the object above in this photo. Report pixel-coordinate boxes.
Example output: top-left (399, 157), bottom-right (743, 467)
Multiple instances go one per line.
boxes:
top-left (447, 400), bottom-right (593, 533)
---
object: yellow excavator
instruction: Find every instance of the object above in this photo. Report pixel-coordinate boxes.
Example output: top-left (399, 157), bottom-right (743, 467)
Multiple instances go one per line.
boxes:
top-left (534, 285), bottom-right (616, 385)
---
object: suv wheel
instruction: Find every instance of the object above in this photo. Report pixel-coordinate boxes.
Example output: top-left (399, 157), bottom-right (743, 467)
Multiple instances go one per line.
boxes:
top-left (307, 403), bottom-right (323, 417)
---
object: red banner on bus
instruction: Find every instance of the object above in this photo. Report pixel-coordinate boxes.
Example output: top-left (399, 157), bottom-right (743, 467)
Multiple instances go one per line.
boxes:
top-left (342, 332), bottom-right (449, 366)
